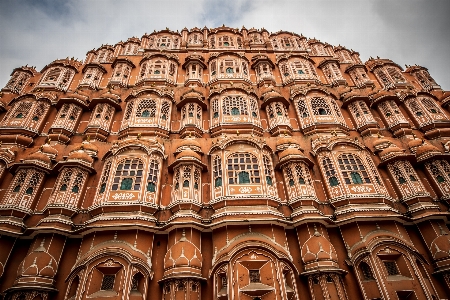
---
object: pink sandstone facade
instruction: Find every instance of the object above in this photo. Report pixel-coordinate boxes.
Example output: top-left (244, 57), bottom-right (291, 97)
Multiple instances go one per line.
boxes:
top-left (0, 26), bottom-right (450, 300)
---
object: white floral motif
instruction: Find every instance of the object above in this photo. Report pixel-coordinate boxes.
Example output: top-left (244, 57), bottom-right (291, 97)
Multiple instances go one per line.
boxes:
top-left (112, 193), bottom-right (135, 200)
top-left (239, 186), bottom-right (252, 193)
top-left (350, 186), bottom-right (372, 193)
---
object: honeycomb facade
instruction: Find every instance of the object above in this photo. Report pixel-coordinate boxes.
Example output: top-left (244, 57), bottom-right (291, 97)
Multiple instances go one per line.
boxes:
top-left (0, 26), bottom-right (450, 300)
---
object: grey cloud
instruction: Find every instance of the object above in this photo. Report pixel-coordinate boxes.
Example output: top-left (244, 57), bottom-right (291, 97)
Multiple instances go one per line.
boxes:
top-left (0, 0), bottom-right (449, 89)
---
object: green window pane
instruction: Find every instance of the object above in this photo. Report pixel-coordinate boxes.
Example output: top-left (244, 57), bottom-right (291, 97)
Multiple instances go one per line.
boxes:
top-left (215, 177), bottom-right (222, 187)
top-left (183, 180), bottom-right (190, 187)
top-left (329, 177), bottom-right (339, 187)
top-left (72, 185), bottom-right (79, 193)
top-left (60, 184), bottom-right (67, 191)
top-left (25, 187), bottom-right (33, 195)
top-left (120, 178), bottom-right (133, 190)
top-left (147, 182), bottom-right (156, 192)
top-left (239, 171), bottom-right (250, 184)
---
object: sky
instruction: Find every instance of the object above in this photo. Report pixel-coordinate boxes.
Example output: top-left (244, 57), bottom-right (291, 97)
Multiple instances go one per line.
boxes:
top-left (0, 0), bottom-right (449, 89)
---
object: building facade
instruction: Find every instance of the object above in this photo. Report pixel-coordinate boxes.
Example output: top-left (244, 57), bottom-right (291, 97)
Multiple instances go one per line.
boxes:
top-left (0, 26), bottom-right (450, 300)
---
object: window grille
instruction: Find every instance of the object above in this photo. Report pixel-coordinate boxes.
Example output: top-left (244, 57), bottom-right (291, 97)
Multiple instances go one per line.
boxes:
top-left (221, 276), bottom-right (227, 287)
top-left (161, 101), bottom-right (170, 120)
top-left (146, 159), bottom-right (159, 193)
top-left (136, 99), bottom-right (156, 118)
top-left (322, 157), bottom-right (339, 187)
top-left (311, 98), bottom-right (331, 115)
top-left (112, 159), bottom-right (144, 191)
top-left (131, 274), bottom-right (139, 290)
top-left (383, 261), bottom-right (400, 275)
top-left (263, 155), bottom-right (274, 186)
top-left (101, 274), bottom-right (115, 290)
top-left (222, 96), bottom-right (248, 116)
top-left (194, 169), bottom-right (200, 190)
top-left (213, 156), bottom-right (222, 187)
top-left (227, 153), bottom-right (260, 184)
top-left (360, 262), bottom-right (375, 280)
top-left (297, 99), bottom-right (309, 118)
top-left (338, 154), bottom-right (370, 184)
top-left (249, 270), bottom-right (260, 283)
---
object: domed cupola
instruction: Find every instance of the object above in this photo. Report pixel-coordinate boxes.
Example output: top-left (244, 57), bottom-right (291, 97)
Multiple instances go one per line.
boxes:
top-left (168, 138), bottom-right (206, 214)
top-left (300, 225), bottom-right (341, 273)
top-left (163, 230), bottom-right (204, 280)
top-left (415, 141), bottom-right (442, 163)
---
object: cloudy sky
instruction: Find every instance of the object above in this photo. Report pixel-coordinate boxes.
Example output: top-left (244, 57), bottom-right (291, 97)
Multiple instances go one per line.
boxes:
top-left (0, 0), bottom-right (449, 89)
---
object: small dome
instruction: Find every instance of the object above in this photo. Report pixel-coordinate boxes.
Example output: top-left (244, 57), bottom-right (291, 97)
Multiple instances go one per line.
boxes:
top-left (408, 139), bottom-right (423, 149)
top-left (79, 141), bottom-right (98, 153)
top-left (68, 149), bottom-right (94, 163)
top-left (164, 240), bottom-right (203, 270)
top-left (262, 90), bottom-right (283, 102)
top-left (430, 235), bottom-right (450, 260)
top-left (379, 146), bottom-right (404, 158)
top-left (27, 152), bottom-right (51, 164)
top-left (41, 144), bottom-right (58, 156)
top-left (19, 252), bottom-right (57, 277)
top-left (301, 234), bottom-right (338, 264)
top-left (176, 149), bottom-right (201, 161)
top-left (177, 138), bottom-right (202, 152)
top-left (373, 138), bottom-right (391, 148)
top-left (278, 147), bottom-right (304, 161)
top-left (416, 143), bottom-right (441, 158)
top-left (277, 136), bottom-right (299, 147)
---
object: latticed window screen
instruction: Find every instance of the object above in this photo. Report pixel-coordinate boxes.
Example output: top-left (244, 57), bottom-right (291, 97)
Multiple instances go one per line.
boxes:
top-left (222, 96), bottom-right (248, 116)
top-left (131, 274), bottom-right (139, 290)
top-left (112, 159), bottom-right (144, 191)
top-left (213, 156), bottom-right (222, 187)
top-left (383, 261), bottom-right (400, 275)
top-left (227, 153), bottom-right (260, 184)
top-left (136, 99), bottom-right (156, 118)
top-left (101, 274), bottom-right (115, 290)
top-left (98, 161), bottom-right (112, 194)
top-left (360, 262), bottom-right (375, 280)
top-left (211, 99), bottom-right (219, 118)
top-left (146, 159), bottom-right (159, 192)
top-left (182, 166), bottom-right (192, 187)
top-left (294, 164), bottom-right (309, 185)
top-left (221, 276), bottom-right (227, 287)
top-left (263, 155), bottom-right (274, 185)
top-left (297, 99), bottom-right (309, 118)
top-left (322, 157), bottom-right (339, 187)
top-left (311, 98), bottom-right (331, 115)
top-left (338, 154), bottom-right (370, 184)
top-left (161, 101), bottom-right (170, 120)
top-left (249, 270), bottom-right (261, 283)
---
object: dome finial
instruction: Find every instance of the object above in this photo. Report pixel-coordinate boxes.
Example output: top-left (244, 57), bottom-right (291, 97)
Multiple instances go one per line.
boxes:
top-left (179, 229), bottom-right (187, 242)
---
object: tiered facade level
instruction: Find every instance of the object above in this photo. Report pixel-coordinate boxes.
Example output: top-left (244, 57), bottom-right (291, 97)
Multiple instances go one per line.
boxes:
top-left (1, 26), bottom-right (450, 300)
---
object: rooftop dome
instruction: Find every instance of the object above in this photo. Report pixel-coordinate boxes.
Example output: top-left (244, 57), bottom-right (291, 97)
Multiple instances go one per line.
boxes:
top-left (430, 234), bottom-right (450, 260)
top-left (408, 138), bottom-right (423, 149)
top-left (177, 138), bottom-right (202, 152)
top-left (379, 146), bottom-right (404, 159)
top-left (27, 151), bottom-right (51, 164)
top-left (301, 230), bottom-right (338, 264)
top-left (68, 149), bottom-right (94, 164)
top-left (416, 143), bottom-right (441, 158)
top-left (278, 147), bottom-right (305, 161)
top-left (41, 143), bottom-right (58, 157)
top-left (176, 149), bottom-right (201, 161)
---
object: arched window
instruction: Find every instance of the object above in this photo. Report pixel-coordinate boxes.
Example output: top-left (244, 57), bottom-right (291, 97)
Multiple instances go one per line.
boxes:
top-left (146, 159), bottom-right (159, 193)
top-left (112, 159), bottom-right (144, 191)
top-left (338, 154), bottom-right (370, 184)
top-left (227, 153), bottom-right (260, 184)
top-left (222, 96), bottom-right (248, 116)
top-left (322, 157), bottom-right (339, 187)
top-left (137, 100), bottom-right (157, 118)
top-left (311, 98), bottom-right (331, 115)
top-left (98, 161), bottom-right (112, 194)
top-left (213, 156), bottom-right (223, 188)
top-left (360, 261), bottom-right (375, 280)
top-left (263, 155), bottom-right (274, 186)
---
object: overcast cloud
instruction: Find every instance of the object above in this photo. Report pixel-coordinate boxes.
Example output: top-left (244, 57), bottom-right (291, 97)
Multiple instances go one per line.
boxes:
top-left (0, 0), bottom-right (449, 89)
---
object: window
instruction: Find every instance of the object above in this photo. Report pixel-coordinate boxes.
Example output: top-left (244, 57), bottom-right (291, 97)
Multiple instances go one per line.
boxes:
top-left (98, 161), bottom-right (111, 195)
top-left (222, 96), bottom-right (248, 116)
top-left (384, 261), bottom-right (400, 275)
top-left (263, 155), bottom-right (274, 186)
top-left (360, 262), bottom-right (374, 280)
top-left (338, 154), bottom-right (370, 184)
top-left (311, 98), bottom-right (331, 116)
top-left (101, 275), bottom-right (115, 290)
top-left (227, 153), bottom-right (260, 184)
top-left (249, 270), bottom-right (260, 283)
top-left (146, 159), bottom-right (159, 193)
top-left (323, 157), bottom-right (339, 187)
top-left (112, 159), bottom-right (144, 191)
top-left (213, 156), bottom-right (222, 188)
